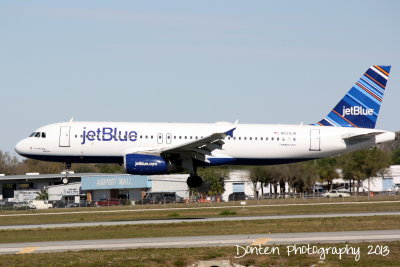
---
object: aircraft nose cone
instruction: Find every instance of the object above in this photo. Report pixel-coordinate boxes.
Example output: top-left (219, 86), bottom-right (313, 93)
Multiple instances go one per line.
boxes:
top-left (15, 139), bottom-right (27, 155)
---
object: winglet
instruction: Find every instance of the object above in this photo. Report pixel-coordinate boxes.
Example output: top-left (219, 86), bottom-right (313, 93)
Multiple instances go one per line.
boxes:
top-left (225, 128), bottom-right (236, 137)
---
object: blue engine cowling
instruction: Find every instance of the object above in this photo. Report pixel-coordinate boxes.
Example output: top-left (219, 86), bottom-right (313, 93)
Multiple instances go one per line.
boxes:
top-left (124, 154), bottom-right (175, 175)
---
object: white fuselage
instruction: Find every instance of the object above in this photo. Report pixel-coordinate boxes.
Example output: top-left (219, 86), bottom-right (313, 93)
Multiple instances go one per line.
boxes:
top-left (15, 121), bottom-right (395, 167)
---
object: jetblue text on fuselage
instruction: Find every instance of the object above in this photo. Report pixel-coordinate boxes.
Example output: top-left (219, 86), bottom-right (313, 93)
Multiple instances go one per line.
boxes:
top-left (342, 106), bottom-right (374, 117)
top-left (81, 127), bottom-right (138, 144)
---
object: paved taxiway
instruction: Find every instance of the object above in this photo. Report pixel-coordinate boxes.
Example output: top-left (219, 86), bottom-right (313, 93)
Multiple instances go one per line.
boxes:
top-left (1, 230), bottom-right (399, 254)
top-left (1, 211), bottom-right (399, 230)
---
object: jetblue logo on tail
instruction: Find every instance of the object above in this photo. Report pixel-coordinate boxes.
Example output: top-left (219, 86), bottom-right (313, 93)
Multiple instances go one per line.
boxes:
top-left (314, 65), bottom-right (391, 128)
top-left (342, 106), bottom-right (374, 117)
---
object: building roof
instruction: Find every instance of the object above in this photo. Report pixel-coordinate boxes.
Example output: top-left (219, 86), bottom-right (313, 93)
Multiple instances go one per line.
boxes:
top-left (0, 173), bottom-right (130, 181)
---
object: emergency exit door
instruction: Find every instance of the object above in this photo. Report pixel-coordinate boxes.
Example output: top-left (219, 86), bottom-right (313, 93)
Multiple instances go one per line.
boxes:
top-left (59, 126), bottom-right (71, 147)
top-left (309, 129), bottom-right (321, 151)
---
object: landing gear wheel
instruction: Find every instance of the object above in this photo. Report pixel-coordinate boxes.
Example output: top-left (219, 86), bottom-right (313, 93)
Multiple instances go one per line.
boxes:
top-left (187, 175), bottom-right (203, 188)
top-left (62, 162), bottom-right (71, 185)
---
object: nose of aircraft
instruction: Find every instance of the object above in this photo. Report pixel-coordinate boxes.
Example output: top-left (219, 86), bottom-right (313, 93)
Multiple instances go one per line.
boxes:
top-left (15, 139), bottom-right (28, 155)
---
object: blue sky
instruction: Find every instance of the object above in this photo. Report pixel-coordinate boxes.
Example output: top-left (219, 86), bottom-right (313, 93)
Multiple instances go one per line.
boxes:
top-left (1, 1), bottom-right (400, 155)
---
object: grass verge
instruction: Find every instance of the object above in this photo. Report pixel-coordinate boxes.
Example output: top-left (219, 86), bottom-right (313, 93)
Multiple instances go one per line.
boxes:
top-left (1, 241), bottom-right (399, 267)
top-left (0, 201), bottom-right (399, 226)
top-left (0, 215), bottom-right (399, 243)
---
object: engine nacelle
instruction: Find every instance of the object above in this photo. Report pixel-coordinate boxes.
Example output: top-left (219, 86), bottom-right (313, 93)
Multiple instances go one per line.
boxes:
top-left (124, 154), bottom-right (176, 175)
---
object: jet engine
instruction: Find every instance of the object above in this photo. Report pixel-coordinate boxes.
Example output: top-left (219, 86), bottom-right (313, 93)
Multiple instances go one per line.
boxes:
top-left (124, 153), bottom-right (177, 175)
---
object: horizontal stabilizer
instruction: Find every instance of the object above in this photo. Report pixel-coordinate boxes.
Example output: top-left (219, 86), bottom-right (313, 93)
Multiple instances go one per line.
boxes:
top-left (342, 132), bottom-right (384, 144)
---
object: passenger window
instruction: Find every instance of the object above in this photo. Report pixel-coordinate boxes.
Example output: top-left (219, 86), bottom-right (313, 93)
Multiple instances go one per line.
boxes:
top-left (266, 137), bottom-right (268, 141)
top-left (228, 137), bottom-right (231, 140)
top-left (185, 136), bottom-right (187, 139)
top-left (254, 137), bottom-right (257, 140)
top-left (260, 137), bottom-right (263, 140)
top-left (244, 137), bottom-right (247, 140)
top-left (277, 137), bottom-right (279, 141)
top-left (271, 137), bottom-right (274, 141)
top-left (249, 137), bottom-right (252, 140)
top-left (238, 137), bottom-right (241, 140)
top-left (233, 137), bottom-right (236, 140)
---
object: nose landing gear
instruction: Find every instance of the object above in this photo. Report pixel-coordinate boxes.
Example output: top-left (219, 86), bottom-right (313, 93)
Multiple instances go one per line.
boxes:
top-left (62, 162), bottom-right (71, 184)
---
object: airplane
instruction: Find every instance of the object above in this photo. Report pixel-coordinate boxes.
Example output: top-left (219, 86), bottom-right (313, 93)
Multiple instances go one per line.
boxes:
top-left (15, 65), bottom-right (395, 187)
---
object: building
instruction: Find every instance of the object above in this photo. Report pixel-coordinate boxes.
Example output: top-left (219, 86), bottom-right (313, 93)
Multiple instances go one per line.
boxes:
top-left (0, 172), bottom-right (189, 203)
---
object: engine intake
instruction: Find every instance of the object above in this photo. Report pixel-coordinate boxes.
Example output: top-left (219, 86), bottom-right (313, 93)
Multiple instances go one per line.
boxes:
top-left (124, 154), bottom-right (176, 175)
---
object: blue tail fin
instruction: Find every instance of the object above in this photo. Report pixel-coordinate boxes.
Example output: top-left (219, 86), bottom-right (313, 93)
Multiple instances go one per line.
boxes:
top-left (315, 65), bottom-right (391, 128)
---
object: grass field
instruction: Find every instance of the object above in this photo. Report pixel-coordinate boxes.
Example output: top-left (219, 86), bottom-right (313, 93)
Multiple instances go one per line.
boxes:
top-left (1, 195), bottom-right (399, 215)
top-left (0, 200), bottom-right (399, 226)
top-left (1, 215), bottom-right (399, 243)
top-left (1, 242), bottom-right (399, 267)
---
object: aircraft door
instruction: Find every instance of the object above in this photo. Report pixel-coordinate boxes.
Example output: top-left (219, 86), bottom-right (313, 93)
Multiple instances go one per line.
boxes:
top-left (157, 133), bottom-right (163, 144)
top-left (59, 126), bottom-right (71, 147)
top-left (166, 133), bottom-right (172, 144)
top-left (309, 129), bottom-right (321, 151)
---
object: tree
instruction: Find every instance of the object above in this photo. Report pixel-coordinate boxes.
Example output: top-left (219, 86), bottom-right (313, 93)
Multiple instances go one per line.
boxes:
top-left (285, 161), bottom-right (318, 197)
top-left (339, 147), bottom-right (391, 194)
top-left (391, 149), bottom-right (400, 165)
top-left (314, 157), bottom-right (338, 191)
top-left (35, 189), bottom-right (48, 200)
top-left (0, 151), bottom-right (22, 175)
top-left (196, 168), bottom-right (227, 201)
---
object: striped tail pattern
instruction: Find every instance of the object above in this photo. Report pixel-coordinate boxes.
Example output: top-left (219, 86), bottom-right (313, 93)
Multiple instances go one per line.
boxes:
top-left (315, 65), bottom-right (391, 129)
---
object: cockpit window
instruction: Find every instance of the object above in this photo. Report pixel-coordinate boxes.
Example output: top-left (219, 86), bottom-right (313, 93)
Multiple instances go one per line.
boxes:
top-left (29, 131), bottom-right (47, 138)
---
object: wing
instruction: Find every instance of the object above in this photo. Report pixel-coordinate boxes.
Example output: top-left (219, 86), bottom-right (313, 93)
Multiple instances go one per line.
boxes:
top-left (160, 128), bottom-right (236, 163)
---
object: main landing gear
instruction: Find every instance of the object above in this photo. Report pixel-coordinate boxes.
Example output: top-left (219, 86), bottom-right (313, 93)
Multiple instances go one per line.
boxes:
top-left (62, 162), bottom-right (71, 185)
top-left (187, 175), bottom-right (203, 188)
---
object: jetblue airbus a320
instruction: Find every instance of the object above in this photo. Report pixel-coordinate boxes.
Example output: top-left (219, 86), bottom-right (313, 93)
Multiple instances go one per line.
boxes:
top-left (15, 65), bottom-right (395, 187)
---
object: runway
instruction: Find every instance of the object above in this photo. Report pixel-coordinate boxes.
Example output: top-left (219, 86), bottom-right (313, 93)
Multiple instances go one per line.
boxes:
top-left (1, 211), bottom-right (399, 230)
top-left (1, 230), bottom-right (399, 254)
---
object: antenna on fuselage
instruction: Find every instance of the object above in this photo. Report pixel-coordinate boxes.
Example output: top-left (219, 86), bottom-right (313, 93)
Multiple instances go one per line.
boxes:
top-left (69, 117), bottom-right (74, 122)
top-left (234, 119), bottom-right (239, 125)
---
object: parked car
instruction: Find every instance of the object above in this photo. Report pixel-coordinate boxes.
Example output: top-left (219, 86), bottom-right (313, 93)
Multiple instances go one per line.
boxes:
top-left (322, 190), bottom-right (350, 198)
top-left (95, 198), bottom-right (121, 206)
top-left (228, 192), bottom-right (248, 201)
top-left (141, 192), bottom-right (184, 204)
top-left (13, 202), bottom-right (36, 209)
